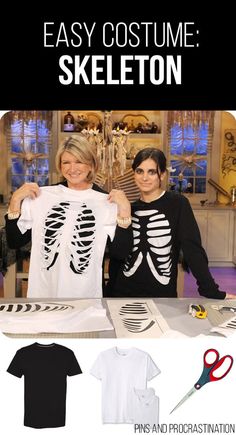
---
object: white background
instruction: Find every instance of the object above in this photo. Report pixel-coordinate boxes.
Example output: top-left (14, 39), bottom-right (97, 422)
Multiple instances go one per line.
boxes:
top-left (0, 334), bottom-right (235, 434)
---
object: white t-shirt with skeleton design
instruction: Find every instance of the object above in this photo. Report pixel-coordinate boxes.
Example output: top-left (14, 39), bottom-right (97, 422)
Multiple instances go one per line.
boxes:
top-left (17, 185), bottom-right (117, 298)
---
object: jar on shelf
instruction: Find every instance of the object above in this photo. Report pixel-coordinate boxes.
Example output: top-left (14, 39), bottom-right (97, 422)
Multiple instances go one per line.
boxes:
top-left (150, 122), bottom-right (158, 133)
top-left (63, 112), bottom-right (75, 132)
top-left (74, 114), bottom-right (88, 132)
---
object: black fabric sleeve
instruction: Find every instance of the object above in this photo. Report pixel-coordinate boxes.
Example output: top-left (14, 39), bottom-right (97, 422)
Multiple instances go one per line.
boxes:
top-left (5, 215), bottom-right (32, 249)
top-left (178, 197), bottom-right (226, 299)
top-left (93, 182), bottom-right (133, 259)
top-left (104, 225), bottom-right (133, 296)
top-left (7, 350), bottom-right (24, 378)
top-left (67, 351), bottom-right (82, 377)
top-left (108, 224), bottom-right (133, 260)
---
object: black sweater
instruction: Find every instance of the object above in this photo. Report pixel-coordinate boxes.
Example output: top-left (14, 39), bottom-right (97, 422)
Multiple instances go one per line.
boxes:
top-left (107, 191), bottom-right (226, 299)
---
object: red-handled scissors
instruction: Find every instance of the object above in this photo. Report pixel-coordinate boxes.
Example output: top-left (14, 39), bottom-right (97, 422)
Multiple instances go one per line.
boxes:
top-left (170, 348), bottom-right (233, 414)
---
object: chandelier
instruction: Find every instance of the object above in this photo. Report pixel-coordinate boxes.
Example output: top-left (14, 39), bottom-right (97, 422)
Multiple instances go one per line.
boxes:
top-left (82, 111), bottom-right (131, 189)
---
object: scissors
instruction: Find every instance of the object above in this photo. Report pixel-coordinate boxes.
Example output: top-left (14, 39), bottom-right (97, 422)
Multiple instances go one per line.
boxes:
top-left (170, 348), bottom-right (233, 414)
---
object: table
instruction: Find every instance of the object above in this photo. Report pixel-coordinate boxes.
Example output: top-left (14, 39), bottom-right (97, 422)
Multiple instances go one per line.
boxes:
top-left (151, 298), bottom-right (213, 337)
top-left (0, 297), bottom-right (220, 338)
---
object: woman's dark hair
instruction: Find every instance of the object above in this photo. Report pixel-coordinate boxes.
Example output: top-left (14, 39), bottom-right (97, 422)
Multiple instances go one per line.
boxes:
top-left (132, 147), bottom-right (167, 173)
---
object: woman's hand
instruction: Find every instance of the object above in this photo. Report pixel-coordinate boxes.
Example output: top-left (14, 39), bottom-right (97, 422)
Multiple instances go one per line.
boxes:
top-left (225, 293), bottom-right (236, 299)
top-left (9, 182), bottom-right (40, 212)
top-left (108, 189), bottom-right (131, 218)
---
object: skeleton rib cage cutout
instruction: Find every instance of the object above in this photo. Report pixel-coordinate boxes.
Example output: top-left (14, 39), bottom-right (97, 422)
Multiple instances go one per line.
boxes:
top-left (41, 201), bottom-right (96, 274)
top-left (123, 209), bottom-right (172, 285)
top-left (15, 185), bottom-right (119, 298)
top-left (0, 303), bottom-right (74, 313)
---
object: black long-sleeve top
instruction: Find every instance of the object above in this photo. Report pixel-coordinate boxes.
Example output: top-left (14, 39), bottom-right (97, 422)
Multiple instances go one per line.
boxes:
top-left (5, 181), bottom-right (133, 261)
top-left (107, 191), bottom-right (226, 299)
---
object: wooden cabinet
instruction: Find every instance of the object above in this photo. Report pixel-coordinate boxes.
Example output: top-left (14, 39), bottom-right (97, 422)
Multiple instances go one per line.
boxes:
top-left (193, 210), bottom-right (208, 250)
top-left (193, 208), bottom-right (234, 265)
top-left (207, 211), bottom-right (234, 262)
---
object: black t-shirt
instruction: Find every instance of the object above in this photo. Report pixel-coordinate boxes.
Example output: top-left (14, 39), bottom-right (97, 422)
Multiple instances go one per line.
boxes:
top-left (7, 343), bottom-right (82, 428)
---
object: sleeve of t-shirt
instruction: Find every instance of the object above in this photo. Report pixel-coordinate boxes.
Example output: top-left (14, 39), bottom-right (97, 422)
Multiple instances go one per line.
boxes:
top-left (178, 196), bottom-right (226, 299)
top-left (90, 354), bottom-right (103, 380)
top-left (67, 351), bottom-right (83, 377)
top-left (7, 350), bottom-right (24, 378)
top-left (146, 354), bottom-right (161, 381)
top-left (17, 197), bottom-right (33, 234)
top-left (104, 202), bottom-right (117, 242)
top-left (5, 214), bottom-right (32, 249)
top-left (108, 224), bottom-right (133, 260)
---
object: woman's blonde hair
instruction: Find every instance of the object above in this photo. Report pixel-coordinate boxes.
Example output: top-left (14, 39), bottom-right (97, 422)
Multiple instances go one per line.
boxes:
top-left (55, 134), bottom-right (98, 183)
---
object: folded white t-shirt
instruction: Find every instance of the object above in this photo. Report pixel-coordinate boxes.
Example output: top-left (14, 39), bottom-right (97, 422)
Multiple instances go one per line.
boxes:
top-left (132, 387), bottom-right (159, 426)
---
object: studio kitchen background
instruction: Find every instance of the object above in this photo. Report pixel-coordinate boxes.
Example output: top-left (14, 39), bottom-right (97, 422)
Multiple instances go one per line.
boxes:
top-left (0, 110), bottom-right (235, 297)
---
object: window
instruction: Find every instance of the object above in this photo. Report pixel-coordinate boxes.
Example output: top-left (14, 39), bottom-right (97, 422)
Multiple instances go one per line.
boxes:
top-left (6, 111), bottom-right (52, 192)
top-left (167, 111), bottom-right (214, 196)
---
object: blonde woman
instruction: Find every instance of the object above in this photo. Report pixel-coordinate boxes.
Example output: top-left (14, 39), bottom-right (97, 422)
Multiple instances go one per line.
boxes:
top-left (6, 134), bottom-right (131, 298)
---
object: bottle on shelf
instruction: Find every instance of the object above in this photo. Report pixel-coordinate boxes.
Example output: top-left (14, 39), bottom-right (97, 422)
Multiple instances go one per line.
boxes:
top-left (150, 122), bottom-right (158, 133)
top-left (63, 112), bottom-right (75, 132)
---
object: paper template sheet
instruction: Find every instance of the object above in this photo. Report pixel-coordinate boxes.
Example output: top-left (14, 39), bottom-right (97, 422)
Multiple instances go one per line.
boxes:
top-left (205, 300), bottom-right (236, 327)
top-left (106, 299), bottom-right (170, 338)
top-left (204, 300), bottom-right (236, 337)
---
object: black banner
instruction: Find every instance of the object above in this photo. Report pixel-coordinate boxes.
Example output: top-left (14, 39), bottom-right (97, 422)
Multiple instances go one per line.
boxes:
top-left (0, 7), bottom-right (235, 109)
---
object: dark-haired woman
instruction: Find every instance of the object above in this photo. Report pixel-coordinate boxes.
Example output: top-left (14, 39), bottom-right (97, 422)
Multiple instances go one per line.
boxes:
top-left (106, 147), bottom-right (236, 299)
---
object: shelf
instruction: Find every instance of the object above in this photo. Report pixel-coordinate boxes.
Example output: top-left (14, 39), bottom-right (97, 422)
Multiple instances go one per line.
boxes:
top-left (61, 110), bottom-right (102, 133)
top-left (60, 110), bottom-right (162, 134)
top-left (58, 111), bottom-right (164, 156)
top-left (59, 131), bottom-right (161, 138)
top-left (59, 131), bottom-right (83, 136)
top-left (127, 133), bottom-right (161, 139)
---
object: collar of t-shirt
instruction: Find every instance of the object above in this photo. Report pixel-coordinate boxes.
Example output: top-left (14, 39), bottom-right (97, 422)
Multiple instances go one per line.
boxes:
top-left (113, 347), bottom-right (135, 358)
top-left (138, 190), bottom-right (166, 204)
top-left (57, 184), bottom-right (101, 200)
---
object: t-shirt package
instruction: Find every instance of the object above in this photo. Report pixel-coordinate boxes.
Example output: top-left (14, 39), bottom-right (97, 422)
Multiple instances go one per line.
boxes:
top-left (90, 346), bottom-right (160, 424)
